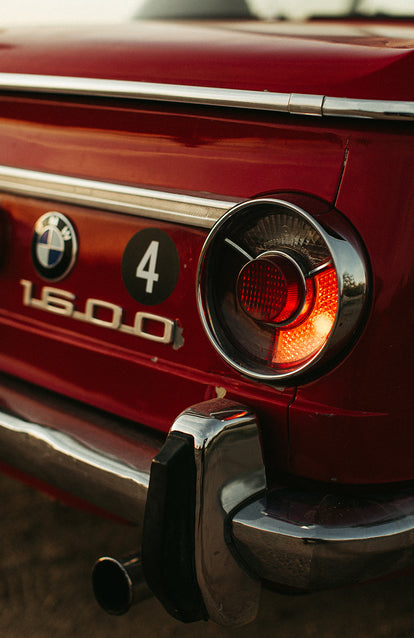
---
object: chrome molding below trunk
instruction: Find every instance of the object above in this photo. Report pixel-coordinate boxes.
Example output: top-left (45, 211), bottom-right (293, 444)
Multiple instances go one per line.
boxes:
top-left (0, 73), bottom-right (413, 120)
top-left (0, 166), bottom-right (236, 228)
top-left (0, 73), bottom-right (414, 120)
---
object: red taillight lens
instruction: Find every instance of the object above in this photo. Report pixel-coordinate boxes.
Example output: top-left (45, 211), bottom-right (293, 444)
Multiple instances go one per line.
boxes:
top-left (237, 253), bottom-right (305, 324)
top-left (197, 198), bottom-right (369, 384)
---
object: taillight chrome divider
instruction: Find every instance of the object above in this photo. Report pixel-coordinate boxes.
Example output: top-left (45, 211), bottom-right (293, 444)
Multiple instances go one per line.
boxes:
top-left (197, 197), bottom-right (370, 383)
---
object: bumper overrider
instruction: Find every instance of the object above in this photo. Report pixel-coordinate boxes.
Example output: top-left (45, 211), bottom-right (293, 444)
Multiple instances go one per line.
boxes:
top-left (0, 374), bottom-right (414, 626)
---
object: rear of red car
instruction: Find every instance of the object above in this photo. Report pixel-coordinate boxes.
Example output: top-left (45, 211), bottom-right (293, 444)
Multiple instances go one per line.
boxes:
top-left (0, 12), bottom-right (412, 626)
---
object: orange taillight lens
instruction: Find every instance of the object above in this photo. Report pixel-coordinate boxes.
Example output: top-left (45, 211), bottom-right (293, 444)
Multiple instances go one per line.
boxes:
top-left (274, 266), bottom-right (338, 367)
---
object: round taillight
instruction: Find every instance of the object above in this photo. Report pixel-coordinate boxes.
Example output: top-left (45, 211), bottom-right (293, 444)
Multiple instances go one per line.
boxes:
top-left (197, 198), bottom-right (369, 383)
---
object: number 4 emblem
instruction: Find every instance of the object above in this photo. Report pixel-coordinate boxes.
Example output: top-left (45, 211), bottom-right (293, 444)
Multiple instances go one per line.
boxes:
top-left (122, 228), bottom-right (180, 306)
top-left (136, 240), bottom-right (160, 294)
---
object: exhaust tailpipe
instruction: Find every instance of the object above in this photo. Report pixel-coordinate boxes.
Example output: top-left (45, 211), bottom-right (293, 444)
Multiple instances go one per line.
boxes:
top-left (92, 554), bottom-right (152, 615)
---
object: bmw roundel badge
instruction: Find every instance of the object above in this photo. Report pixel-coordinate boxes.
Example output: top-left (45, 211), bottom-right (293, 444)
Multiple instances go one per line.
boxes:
top-left (32, 212), bottom-right (78, 281)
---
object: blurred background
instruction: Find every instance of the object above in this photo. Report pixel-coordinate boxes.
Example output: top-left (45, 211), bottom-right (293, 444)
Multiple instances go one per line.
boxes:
top-left (0, 0), bottom-right (413, 25)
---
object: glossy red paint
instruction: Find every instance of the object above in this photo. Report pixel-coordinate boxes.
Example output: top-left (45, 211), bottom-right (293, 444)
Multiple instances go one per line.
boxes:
top-left (0, 88), bottom-right (349, 482)
top-left (287, 121), bottom-right (414, 484)
top-left (0, 19), bottom-right (412, 490)
top-left (0, 191), bottom-right (295, 471)
top-left (276, 124), bottom-right (412, 485)
top-left (0, 95), bottom-right (347, 199)
top-left (0, 21), bottom-right (413, 99)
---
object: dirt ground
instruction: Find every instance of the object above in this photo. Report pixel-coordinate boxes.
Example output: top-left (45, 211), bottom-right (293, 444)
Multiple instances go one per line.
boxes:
top-left (0, 472), bottom-right (413, 638)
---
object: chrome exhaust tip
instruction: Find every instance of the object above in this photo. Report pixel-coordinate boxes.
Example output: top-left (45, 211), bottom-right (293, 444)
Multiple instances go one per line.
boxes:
top-left (92, 554), bottom-right (151, 615)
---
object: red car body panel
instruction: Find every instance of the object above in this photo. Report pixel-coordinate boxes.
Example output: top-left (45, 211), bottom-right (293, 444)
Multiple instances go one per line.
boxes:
top-left (0, 96), bottom-right (346, 198)
top-left (290, 126), bottom-right (414, 484)
top-left (0, 19), bottom-right (412, 491)
top-left (0, 22), bottom-right (413, 99)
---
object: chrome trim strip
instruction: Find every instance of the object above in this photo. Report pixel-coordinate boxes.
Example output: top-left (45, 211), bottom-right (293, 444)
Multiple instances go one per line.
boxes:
top-left (324, 96), bottom-right (414, 120)
top-left (0, 73), bottom-right (413, 121)
top-left (0, 165), bottom-right (236, 228)
top-left (288, 92), bottom-right (323, 117)
top-left (0, 73), bottom-right (291, 112)
top-left (0, 374), bottom-right (162, 524)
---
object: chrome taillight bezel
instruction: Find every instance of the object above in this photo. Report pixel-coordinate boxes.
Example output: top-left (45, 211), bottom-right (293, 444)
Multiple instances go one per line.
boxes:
top-left (197, 197), bottom-right (370, 384)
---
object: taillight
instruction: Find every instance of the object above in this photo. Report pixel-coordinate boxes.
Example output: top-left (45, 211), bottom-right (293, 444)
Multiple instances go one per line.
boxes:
top-left (197, 198), bottom-right (369, 384)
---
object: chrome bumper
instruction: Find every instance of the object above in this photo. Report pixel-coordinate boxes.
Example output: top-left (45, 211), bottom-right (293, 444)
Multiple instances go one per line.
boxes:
top-left (1, 373), bottom-right (414, 626)
top-left (0, 374), bottom-right (159, 525)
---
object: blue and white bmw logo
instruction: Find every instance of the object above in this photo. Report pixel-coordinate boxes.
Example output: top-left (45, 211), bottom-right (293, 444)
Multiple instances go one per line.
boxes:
top-left (32, 212), bottom-right (78, 281)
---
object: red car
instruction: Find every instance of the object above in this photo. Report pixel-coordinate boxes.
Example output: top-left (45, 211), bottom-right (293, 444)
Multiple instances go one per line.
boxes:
top-left (0, 0), bottom-right (412, 627)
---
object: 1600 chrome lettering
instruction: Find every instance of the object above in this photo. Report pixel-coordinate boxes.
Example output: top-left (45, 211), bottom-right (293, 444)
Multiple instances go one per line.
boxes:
top-left (20, 279), bottom-right (176, 345)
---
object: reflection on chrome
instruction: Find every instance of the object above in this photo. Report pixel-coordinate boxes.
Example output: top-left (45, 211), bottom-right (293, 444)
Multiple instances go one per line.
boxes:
top-left (0, 74), bottom-right (412, 121)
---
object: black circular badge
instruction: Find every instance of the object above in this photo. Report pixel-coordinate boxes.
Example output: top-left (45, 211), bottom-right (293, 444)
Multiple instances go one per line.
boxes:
top-left (32, 212), bottom-right (78, 281)
top-left (122, 228), bottom-right (180, 305)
